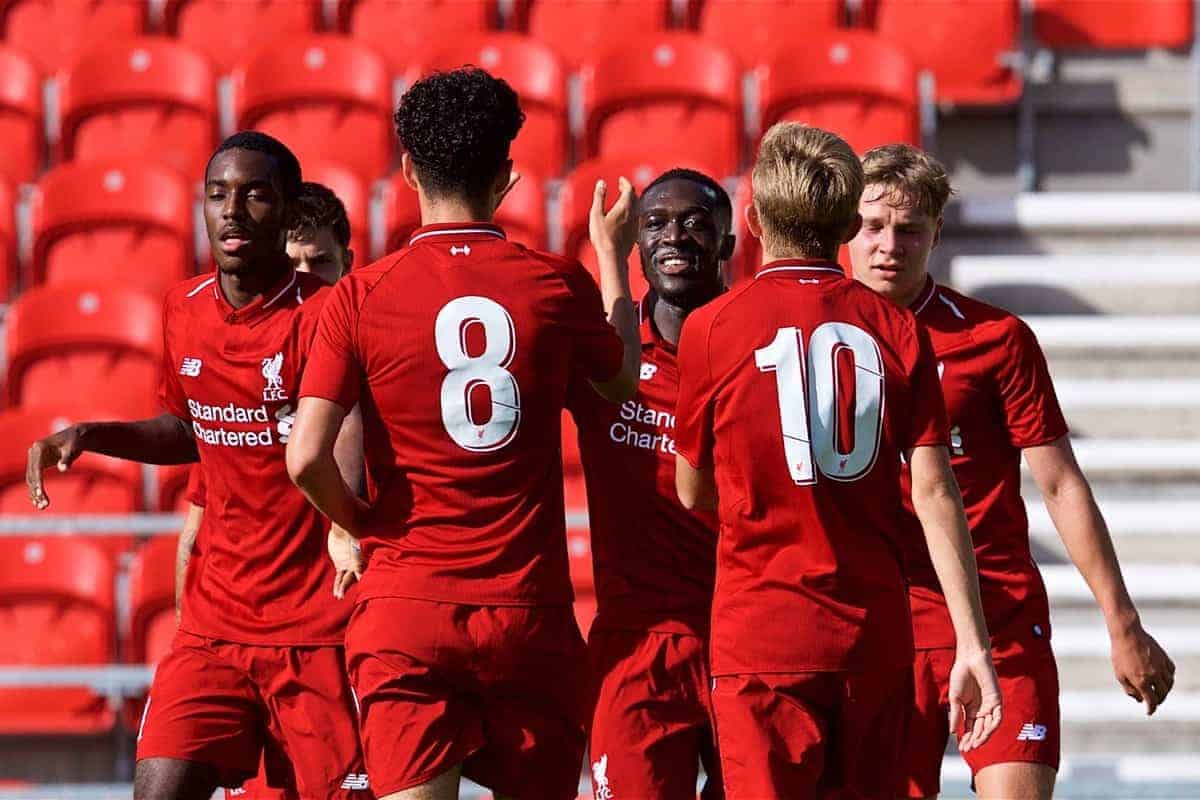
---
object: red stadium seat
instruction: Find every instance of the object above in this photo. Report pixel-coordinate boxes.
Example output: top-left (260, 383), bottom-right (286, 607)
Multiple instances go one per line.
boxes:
top-left (0, 45), bottom-right (42, 184)
top-left (561, 410), bottom-right (582, 473)
top-left (59, 38), bottom-right (218, 180)
top-left (28, 161), bottom-right (195, 297)
top-left (165, 0), bottom-right (322, 74)
top-left (233, 35), bottom-right (393, 184)
top-left (1033, 0), bottom-right (1194, 49)
top-left (0, 0), bottom-right (146, 74)
top-left (338, 0), bottom-right (495, 72)
top-left (566, 523), bottom-right (595, 634)
top-left (156, 464), bottom-right (195, 512)
top-left (862, 0), bottom-right (1020, 105)
top-left (382, 167), bottom-right (547, 251)
top-left (725, 176), bottom-right (758, 287)
top-left (0, 537), bottom-right (117, 734)
top-left (528, 0), bottom-right (671, 70)
top-left (580, 34), bottom-right (743, 177)
top-left (0, 180), bottom-right (14, 301)
top-left (697, 0), bottom-right (842, 67)
top-left (4, 283), bottom-right (163, 417)
top-left (128, 535), bottom-right (179, 664)
top-left (412, 34), bottom-right (568, 178)
top-left (302, 161), bottom-right (370, 265)
top-left (757, 30), bottom-right (919, 155)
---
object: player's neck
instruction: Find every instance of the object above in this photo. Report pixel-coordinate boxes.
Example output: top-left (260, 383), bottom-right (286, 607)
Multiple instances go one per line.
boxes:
top-left (893, 273), bottom-right (933, 309)
top-left (418, 195), bottom-right (493, 228)
top-left (652, 296), bottom-right (688, 347)
top-left (219, 255), bottom-right (292, 309)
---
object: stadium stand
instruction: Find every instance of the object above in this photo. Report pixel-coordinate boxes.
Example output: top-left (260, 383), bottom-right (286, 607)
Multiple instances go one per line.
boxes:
top-left (755, 29), bottom-right (921, 155)
top-left (526, 0), bottom-right (672, 70)
top-left (0, 536), bottom-right (116, 734)
top-left (233, 35), bottom-right (393, 184)
top-left (301, 160), bottom-right (370, 263)
top-left (0, 45), bottom-right (42, 185)
top-left (338, 0), bottom-right (496, 73)
top-left (579, 33), bottom-right (743, 176)
top-left (0, 0), bottom-right (146, 74)
top-left (27, 161), bottom-right (195, 297)
top-left (725, 176), bottom-right (756, 286)
top-left (58, 38), bottom-right (219, 180)
top-left (155, 464), bottom-right (193, 513)
top-left (126, 535), bottom-right (178, 665)
top-left (4, 283), bottom-right (163, 417)
top-left (695, 0), bottom-right (843, 67)
top-left (0, 180), bottom-right (14, 301)
top-left (412, 34), bottom-right (569, 178)
top-left (164, 0), bottom-right (322, 74)
top-left (1033, 0), bottom-right (1194, 49)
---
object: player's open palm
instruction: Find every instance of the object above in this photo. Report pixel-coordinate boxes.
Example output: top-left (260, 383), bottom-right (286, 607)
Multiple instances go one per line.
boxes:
top-left (26, 425), bottom-right (86, 510)
top-left (328, 526), bottom-right (364, 599)
top-left (1112, 623), bottom-right (1175, 715)
top-left (589, 176), bottom-right (638, 261)
top-left (948, 648), bottom-right (1002, 752)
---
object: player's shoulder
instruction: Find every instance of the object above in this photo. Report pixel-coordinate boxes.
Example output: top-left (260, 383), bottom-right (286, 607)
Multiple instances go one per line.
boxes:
top-left (164, 273), bottom-right (219, 310)
top-left (688, 277), bottom-right (761, 332)
top-left (934, 284), bottom-right (1031, 344)
top-left (837, 277), bottom-right (923, 338)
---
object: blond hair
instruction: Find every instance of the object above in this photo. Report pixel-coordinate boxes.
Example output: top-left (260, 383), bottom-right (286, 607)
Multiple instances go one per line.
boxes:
top-left (861, 144), bottom-right (953, 220)
top-left (751, 123), bottom-right (864, 259)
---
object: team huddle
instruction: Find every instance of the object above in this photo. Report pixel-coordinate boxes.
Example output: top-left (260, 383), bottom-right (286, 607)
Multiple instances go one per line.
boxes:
top-left (25, 67), bottom-right (1175, 800)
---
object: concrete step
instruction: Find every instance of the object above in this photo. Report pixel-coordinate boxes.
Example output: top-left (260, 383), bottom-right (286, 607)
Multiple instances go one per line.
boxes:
top-left (1042, 564), bottom-right (1200, 609)
top-left (1050, 378), bottom-right (1200, 437)
top-left (1031, 316), bottom-right (1200, 378)
top-left (1039, 439), bottom-right (1200, 481)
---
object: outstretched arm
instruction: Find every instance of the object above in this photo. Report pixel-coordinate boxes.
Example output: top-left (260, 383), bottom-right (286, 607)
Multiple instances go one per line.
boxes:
top-left (1026, 437), bottom-right (1175, 714)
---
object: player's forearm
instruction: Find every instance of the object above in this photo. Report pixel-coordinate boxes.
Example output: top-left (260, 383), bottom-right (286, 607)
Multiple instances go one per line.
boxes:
top-left (289, 451), bottom-right (366, 535)
top-left (77, 414), bottom-right (198, 465)
top-left (175, 504), bottom-right (202, 617)
top-left (332, 405), bottom-right (365, 496)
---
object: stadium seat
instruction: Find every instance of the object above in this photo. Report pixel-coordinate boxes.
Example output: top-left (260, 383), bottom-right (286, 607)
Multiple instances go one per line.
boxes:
top-left (725, 176), bottom-right (758, 286)
top-left (412, 34), bottom-right (568, 178)
top-left (527, 0), bottom-right (672, 69)
top-left (0, 537), bottom-right (117, 734)
top-left (696, 0), bottom-right (842, 67)
top-left (301, 161), bottom-right (370, 265)
top-left (58, 38), bottom-right (219, 180)
top-left (383, 167), bottom-right (548, 251)
top-left (233, 35), bottom-right (394, 184)
top-left (562, 411), bottom-right (582, 473)
top-left (862, 0), bottom-right (1021, 105)
top-left (580, 33), bottom-right (743, 177)
top-left (28, 161), bottom-right (195, 297)
top-left (165, 0), bottom-right (322, 74)
top-left (128, 535), bottom-right (179, 664)
top-left (337, 0), bottom-right (495, 73)
top-left (0, 0), bottom-right (147, 74)
top-left (1033, 0), bottom-right (1194, 49)
top-left (156, 464), bottom-right (196, 512)
top-left (4, 283), bottom-right (163, 417)
top-left (0, 180), bottom-right (14, 301)
top-left (566, 524), bottom-right (595, 634)
top-left (756, 30), bottom-right (919, 155)
top-left (0, 45), bottom-right (42, 184)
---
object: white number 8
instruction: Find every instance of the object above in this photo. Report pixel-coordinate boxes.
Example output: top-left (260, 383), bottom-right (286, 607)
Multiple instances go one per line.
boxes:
top-left (435, 296), bottom-right (521, 451)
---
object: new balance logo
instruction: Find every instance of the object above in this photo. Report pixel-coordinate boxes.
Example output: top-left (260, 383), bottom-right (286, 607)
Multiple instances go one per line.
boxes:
top-left (341, 773), bottom-right (370, 790)
top-left (450, 244), bottom-right (471, 256)
top-left (1017, 723), bottom-right (1048, 741)
top-left (640, 362), bottom-right (657, 380)
top-left (180, 357), bottom-right (202, 377)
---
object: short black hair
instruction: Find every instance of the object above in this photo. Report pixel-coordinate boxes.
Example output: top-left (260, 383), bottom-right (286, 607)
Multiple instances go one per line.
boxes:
top-left (643, 168), bottom-right (733, 230)
top-left (288, 182), bottom-right (351, 248)
top-left (394, 67), bottom-right (525, 199)
top-left (208, 131), bottom-right (302, 202)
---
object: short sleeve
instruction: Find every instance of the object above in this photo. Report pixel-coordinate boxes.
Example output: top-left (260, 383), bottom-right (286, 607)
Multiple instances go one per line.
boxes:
top-left (186, 464), bottom-right (206, 508)
top-left (904, 323), bottom-right (951, 450)
top-left (562, 263), bottom-right (623, 383)
top-left (995, 319), bottom-right (1069, 448)
top-left (674, 312), bottom-right (716, 469)
top-left (157, 301), bottom-right (190, 419)
top-left (299, 279), bottom-right (363, 410)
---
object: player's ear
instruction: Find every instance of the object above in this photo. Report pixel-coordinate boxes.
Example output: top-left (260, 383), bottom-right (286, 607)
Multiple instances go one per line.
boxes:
top-left (932, 215), bottom-right (944, 250)
top-left (718, 233), bottom-right (736, 262)
top-left (745, 203), bottom-right (763, 240)
top-left (343, 248), bottom-right (354, 274)
top-left (400, 153), bottom-right (420, 192)
top-left (840, 212), bottom-right (863, 244)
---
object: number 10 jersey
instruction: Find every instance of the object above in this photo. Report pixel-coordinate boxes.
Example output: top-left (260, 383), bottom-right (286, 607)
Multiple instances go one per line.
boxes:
top-left (300, 223), bottom-right (625, 607)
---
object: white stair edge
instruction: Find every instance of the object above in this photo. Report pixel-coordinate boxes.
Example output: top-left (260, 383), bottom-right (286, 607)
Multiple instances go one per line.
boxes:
top-left (949, 193), bottom-right (1200, 232)
top-left (1051, 625), bottom-right (1200, 656)
top-left (1060, 690), bottom-right (1200, 722)
top-left (1042, 564), bottom-right (1200, 601)
top-left (1027, 316), bottom-right (1200, 349)
top-left (1051, 439), bottom-right (1200, 473)
top-left (1053, 378), bottom-right (1200, 408)
top-left (1027, 500), bottom-right (1200, 537)
top-left (940, 753), bottom-right (1200, 782)
top-left (951, 255), bottom-right (1197, 289)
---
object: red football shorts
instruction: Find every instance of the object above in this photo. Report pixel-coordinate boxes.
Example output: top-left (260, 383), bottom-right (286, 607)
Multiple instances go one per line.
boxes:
top-left (137, 631), bottom-right (369, 798)
top-left (588, 627), bottom-right (721, 800)
top-left (902, 637), bottom-right (1061, 798)
top-left (224, 754), bottom-right (291, 800)
top-left (710, 666), bottom-right (912, 800)
top-left (345, 598), bottom-right (589, 799)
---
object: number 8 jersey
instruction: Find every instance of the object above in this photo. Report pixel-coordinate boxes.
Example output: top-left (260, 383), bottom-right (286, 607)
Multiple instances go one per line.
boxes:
top-left (674, 260), bottom-right (949, 676)
top-left (300, 223), bottom-right (625, 606)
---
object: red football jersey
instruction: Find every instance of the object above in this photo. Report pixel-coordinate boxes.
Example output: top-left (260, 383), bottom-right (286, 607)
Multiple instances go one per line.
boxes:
top-left (185, 463), bottom-right (205, 507)
top-left (158, 270), bottom-right (349, 645)
top-left (674, 260), bottom-right (949, 675)
top-left (902, 279), bottom-right (1068, 648)
top-left (567, 297), bottom-right (718, 636)
top-left (300, 223), bottom-right (624, 606)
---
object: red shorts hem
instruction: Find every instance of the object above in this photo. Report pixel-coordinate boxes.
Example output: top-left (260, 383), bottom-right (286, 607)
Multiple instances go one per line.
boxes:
top-left (134, 750), bottom-right (252, 789)
top-left (371, 745), bottom-right (483, 798)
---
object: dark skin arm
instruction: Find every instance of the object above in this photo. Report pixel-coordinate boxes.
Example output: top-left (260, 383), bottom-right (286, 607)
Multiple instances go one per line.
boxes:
top-left (27, 414), bottom-right (197, 509)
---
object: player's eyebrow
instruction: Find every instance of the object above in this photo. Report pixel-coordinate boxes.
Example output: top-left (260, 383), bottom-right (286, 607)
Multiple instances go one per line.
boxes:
top-left (641, 204), bottom-right (713, 218)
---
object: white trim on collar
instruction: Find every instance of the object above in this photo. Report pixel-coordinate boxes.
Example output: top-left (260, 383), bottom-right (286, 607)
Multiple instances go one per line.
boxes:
top-left (186, 276), bottom-right (215, 298)
top-left (753, 265), bottom-right (844, 280)
top-left (409, 227), bottom-right (505, 245)
top-left (262, 272), bottom-right (298, 309)
top-left (912, 281), bottom-right (938, 315)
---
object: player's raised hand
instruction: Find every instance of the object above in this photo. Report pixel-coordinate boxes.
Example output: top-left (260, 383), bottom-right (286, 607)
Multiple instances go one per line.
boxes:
top-left (589, 176), bottom-right (638, 261)
top-left (328, 525), bottom-right (364, 599)
top-left (26, 425), bottom-right (86, 510)
top-left (948, 647), bottom-right (1003, 752)
top-left (1112, 622), bottom-right (1175, 715)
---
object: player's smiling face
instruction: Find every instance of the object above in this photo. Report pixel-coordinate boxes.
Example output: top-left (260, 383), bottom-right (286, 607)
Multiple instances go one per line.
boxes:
top-left (849, 184), bottom-right (943, 306)
top-left (637, 180), bottom-right (732, 310)
top-left (204, 148), bottom-right (290, 276)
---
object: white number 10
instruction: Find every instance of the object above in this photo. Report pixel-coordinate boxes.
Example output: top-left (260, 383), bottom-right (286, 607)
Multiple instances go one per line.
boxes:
top-left (755, 322), bottom-right (884, 484)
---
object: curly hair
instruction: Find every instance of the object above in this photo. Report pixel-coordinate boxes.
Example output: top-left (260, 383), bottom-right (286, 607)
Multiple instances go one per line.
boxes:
top-left (208, 131), bottom-right (302, 202)
top-left (287, 182), bottom-right (351, 248)
top-left (394, 67), bottom-right (525, 199)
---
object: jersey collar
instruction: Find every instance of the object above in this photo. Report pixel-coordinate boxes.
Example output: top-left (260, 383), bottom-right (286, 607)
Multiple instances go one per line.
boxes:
top-left (211, 268), bottom-right (299, 325)
top-left (753, 258), bottom-right (845, 282)
top-left (909, 276), bottom-right (938, 316)
top-left (407, 222), bottom-right (507, 246)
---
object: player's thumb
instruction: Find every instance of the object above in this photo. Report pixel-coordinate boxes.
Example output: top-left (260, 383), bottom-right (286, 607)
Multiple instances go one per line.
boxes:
top-left (948, 698), bottom-right (964, 736)
top-left (57, 441), bottom-right (81, 472)
top-left (590, 179), bottom-right (608, 219)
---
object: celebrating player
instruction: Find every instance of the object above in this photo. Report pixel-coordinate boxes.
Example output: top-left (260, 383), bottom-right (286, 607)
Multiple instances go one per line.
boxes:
top-left (285, 67), bottom-right (640, 800)
top-left (27, 133), bottom-right (368, 800)
top-left (848, 143), bottom-right (1176, 800)
top-left (673, 122), bottom-right (1002, 799)
top-left (570, 169), bottom-right (734, 800)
